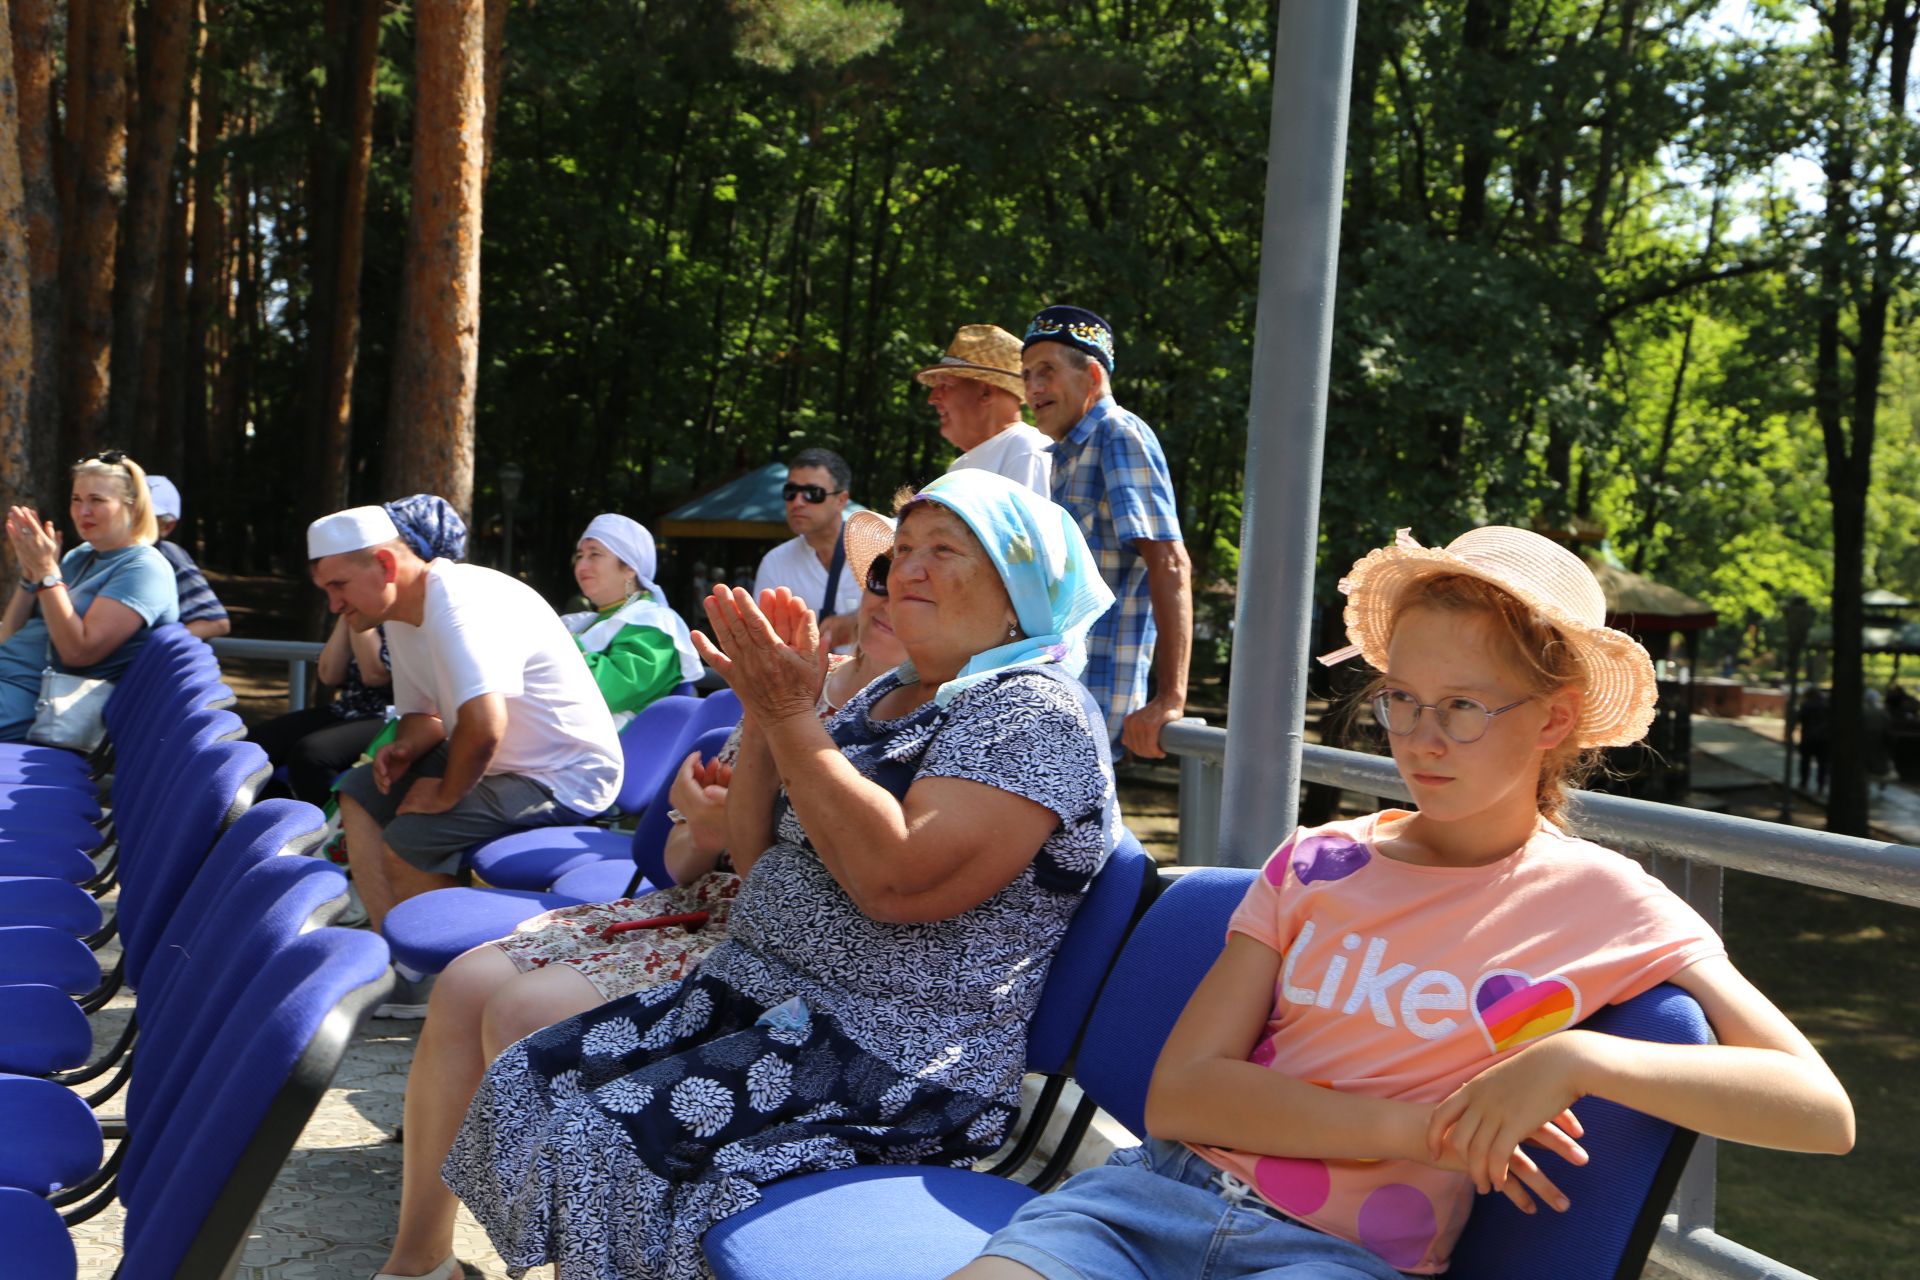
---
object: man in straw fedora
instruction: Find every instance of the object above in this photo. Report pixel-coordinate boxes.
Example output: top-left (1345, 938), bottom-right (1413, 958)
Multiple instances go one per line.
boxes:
top-left (915, 324), bottom-right (1052, 497)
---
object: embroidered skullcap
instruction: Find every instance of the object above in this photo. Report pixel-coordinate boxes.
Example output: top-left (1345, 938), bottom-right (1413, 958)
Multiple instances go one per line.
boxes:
top-left (308, 506), bottom-right (402, 559)
top-left (146, 476), bottom-right (182, 521)
top-left (384, 494), bottom-right (469, 562)
top-left (1022, 304), bottom-right (1117, 373)
top-left (580, 513), bottom-right (665, 607)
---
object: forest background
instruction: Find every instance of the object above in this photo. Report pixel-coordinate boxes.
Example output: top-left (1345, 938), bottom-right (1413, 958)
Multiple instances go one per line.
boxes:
top-left (3, 0), bottom-right (1920, 834)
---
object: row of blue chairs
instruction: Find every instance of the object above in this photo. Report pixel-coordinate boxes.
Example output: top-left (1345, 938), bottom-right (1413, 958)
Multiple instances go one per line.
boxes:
top-left (383, 690), bottom-right (744, 978)
top-left (702, 865), bottom-right (1711, 1280)
top-left (0, 626), bottom-right (395, 1275)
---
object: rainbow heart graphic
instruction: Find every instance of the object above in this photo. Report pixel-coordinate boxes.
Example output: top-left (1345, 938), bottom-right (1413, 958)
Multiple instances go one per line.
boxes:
top-left (1470, 969), bottom-right (1581, 1053)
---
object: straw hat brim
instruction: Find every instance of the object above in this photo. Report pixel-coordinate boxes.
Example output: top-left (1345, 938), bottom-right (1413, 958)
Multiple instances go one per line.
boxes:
top-left (843, 510), bottom-right (896, 596)
top-left (913, 361), bottom-right (1027, 403)
top-left (1338, 543), bottom-right (1658, 749)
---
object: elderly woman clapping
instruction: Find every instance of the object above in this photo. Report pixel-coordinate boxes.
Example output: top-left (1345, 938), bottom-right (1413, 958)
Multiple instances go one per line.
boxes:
top-left (441, 471), bottom-right (1119, 1280)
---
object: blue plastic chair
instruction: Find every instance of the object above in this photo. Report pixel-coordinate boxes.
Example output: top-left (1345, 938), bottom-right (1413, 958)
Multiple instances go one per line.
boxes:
top-left (468, 693), bottom-right (719, 889)
top-left (702, 834), bottom-right (1160, 1280)
top-left (0, 1186), bottom-right (76, 1276)
top-left (705, 868), bottom-right (1713, 1280)
top-left (383, 725), bottom-right (741, 976)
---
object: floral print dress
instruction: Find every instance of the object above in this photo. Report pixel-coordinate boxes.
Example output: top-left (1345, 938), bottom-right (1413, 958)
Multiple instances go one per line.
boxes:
top-left (443, 666), bottom-right (1113, 1280)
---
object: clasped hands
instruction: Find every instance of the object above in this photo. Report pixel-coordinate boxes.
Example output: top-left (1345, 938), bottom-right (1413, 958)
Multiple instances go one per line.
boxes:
top-left (5, 506), bottom-right (62, 580)
top-left (691, 584), bottom-right (828, 728)
top-left (1421, 1032), bottom-right (1593, 1215)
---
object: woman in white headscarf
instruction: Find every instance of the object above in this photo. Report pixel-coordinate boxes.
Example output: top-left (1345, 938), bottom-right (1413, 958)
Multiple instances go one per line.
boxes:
top-left (564, 514), bottom-right (703, 726)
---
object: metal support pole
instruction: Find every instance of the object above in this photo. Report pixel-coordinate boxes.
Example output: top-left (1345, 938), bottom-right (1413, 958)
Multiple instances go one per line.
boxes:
top-left (288, 660), bottom-right (309, 712)
top-left (1217, 0), bottom-right (1360, 868)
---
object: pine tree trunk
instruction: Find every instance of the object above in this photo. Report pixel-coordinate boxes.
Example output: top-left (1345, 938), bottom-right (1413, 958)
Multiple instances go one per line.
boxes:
top-left (1, 0), bottom-right (35, 523)
top-left (62, 0), bottom-right (130, 458)
top-left (304, 0), bottom-right (381, 522)
top-left (9, 0), bottom-right (59, 502)
top-left (107, 0), bottom-right (191, 444)
top-left (385, 0), bottom-right (485, 520)
top-left (183, 0), bottom-right (222, 522)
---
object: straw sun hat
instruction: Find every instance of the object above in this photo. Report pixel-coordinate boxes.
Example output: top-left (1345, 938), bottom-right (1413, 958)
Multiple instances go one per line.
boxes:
top-left (913, 324), bottom-right (1027, 402)
top-left (844, 510), bottom-right (896, 595)
top-left (1320, 527), bottom-right (1657, 749)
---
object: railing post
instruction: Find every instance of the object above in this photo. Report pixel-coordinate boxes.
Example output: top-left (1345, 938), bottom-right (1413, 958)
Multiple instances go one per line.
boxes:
top-left (1651, 849), bottom-right (1723, 1235)
top-left (1218, 0), bottom-right (1359, 868)
top-left (288, 660), bottom-right (309, 712)
top-left (1176, 723), bottom-right (1224, 866)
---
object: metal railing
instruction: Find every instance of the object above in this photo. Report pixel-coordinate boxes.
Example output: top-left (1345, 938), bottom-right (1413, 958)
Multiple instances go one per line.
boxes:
top-left (1160, 716), bottom-right (1920, 1280)
top-left (208, 637), bottom-right (325, 712)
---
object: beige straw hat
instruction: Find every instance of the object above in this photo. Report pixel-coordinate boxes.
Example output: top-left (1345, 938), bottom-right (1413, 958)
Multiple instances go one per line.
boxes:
top-left (1320, 527), bottom-right (1658, 748)
top-left (913, 324), bottom-right (1027, 402)
top-left (844, 510), bottom-right (896, 594)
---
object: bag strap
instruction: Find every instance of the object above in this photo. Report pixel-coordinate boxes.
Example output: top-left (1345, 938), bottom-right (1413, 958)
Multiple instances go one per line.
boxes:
top-left (818, 527), bottom-right (848, 621)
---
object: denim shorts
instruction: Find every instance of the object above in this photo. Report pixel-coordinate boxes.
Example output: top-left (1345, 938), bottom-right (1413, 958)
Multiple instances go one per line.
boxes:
top-left (980, 1138), bottom-right (1410, 1280)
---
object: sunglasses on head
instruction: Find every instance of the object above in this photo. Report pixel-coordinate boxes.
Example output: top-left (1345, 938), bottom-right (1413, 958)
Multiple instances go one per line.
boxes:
top-left (782, 482), bottom-right (845, 505)
top-left (864, 553), bottom-right (891, 597)
top-left (79, 449), bottom-right (128, 466)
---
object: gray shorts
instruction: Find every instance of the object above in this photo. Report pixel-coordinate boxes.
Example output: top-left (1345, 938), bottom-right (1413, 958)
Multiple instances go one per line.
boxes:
top-left (335, 742), bottom-right (586, 876)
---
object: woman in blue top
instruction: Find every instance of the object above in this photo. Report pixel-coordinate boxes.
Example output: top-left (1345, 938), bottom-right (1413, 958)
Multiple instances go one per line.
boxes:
top-left (0, 450), bottom-right (181, 741)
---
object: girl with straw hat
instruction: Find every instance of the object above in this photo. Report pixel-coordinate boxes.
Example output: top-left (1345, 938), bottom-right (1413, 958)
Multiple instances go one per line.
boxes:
top-left (952, 525), bottom-right (1852, 1280)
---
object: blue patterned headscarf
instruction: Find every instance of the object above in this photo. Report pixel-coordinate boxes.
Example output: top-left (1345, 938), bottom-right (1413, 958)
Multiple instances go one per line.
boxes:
top-left (907, 469), bottom-right (1115, 708)
top-left (384, 494), bottom-right (469, 562)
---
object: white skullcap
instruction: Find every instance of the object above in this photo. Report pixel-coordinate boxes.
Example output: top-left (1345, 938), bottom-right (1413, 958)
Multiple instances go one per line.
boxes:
top-left (308, 505), bottom-right (402, 559)
top-left (147, 475), bottom-right (182, 521)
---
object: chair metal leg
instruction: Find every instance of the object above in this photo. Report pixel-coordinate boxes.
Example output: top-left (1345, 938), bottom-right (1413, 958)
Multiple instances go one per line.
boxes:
top-left (982, 1075), bottom-right (1068, 1178)
top-left (76, 955), bottom-right (124, 1013)
top-left (1026, 1094), bottom-right (1100, 1192)
top-left (50, 1013), bottom-right (138, 1085)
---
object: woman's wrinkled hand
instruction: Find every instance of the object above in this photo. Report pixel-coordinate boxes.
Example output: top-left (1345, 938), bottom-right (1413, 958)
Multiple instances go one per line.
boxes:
top-left (670, 749), bottom-right (734, 856)
top-left (691, 584), bottom-right (827, 727)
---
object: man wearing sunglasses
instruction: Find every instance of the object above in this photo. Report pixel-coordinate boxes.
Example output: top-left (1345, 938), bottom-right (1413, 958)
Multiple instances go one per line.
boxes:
top-left (751, 447), bottom-right (863, 651)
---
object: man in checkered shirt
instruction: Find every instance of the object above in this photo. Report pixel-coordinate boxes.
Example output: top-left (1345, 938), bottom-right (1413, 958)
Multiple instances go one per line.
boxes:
top-left (1021, 304), bottom-right (1192, 760)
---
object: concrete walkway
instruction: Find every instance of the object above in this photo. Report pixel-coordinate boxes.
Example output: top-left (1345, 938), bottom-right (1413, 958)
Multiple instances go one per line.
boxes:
top-left (1689, 714), bottom-right (1920, 847)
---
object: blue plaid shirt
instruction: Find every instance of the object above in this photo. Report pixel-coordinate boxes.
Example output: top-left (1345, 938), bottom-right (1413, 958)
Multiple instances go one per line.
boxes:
top-left (1049, 396), bottom-right (1183, 749)
top-left (155, 539), bottom-right (228, 627)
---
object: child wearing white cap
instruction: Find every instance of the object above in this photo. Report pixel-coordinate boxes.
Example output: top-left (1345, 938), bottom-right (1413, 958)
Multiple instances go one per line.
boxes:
top-left (144, 475), bottom-right (230, 639)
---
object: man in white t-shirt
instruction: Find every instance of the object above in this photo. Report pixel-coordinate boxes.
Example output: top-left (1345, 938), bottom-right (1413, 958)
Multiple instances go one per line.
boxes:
top-left (751, 447), bottom-right (864, 651)
top-left (916, 323), bottom-right (1052, 497)
top-left (310, 505), bottom-right (623, 948)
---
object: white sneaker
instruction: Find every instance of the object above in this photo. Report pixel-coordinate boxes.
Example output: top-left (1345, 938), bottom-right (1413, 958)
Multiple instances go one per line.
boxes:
top-left (373, 971), bottom-right (436, 1020)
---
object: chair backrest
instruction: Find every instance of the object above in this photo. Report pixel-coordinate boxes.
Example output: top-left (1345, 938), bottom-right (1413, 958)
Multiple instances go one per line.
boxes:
top-left (1072, 867), bottom-right (1253, 1136)
top-left (117, 927), bottom-right (391, 1280)
top-left (118, 857), bottom-right (353, 1186)
top-left (116, 731), bottom-right (273, 986)
top-left (1445, 984), bottom-right (1710, 1280)
top-left (628, 725), bottom-right (737, 891)
top-left (135, 798), bottom-right (331, 1018)
top-left (610, 694), bottom-right (702, 815)
top-left (1024, 830), bottom-right (1156, 1074)
top-left (1071, 867), bottom-right (1710, 1280)
top-left (687, 687), bottom-right (744, 741)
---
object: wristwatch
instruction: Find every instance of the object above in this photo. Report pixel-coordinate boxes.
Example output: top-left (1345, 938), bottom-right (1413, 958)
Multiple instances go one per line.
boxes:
top-left (36, 573), bottom-right (62, 592)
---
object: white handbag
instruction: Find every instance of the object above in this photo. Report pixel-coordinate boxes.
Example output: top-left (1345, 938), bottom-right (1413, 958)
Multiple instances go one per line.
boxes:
top-left (27, 666), bottom-right (115, 752)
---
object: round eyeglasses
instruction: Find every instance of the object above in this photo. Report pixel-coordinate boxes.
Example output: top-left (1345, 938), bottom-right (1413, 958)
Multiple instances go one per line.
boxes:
top-left (864, 553), bottom-right (890, 597)
top-left (1371, 689), bottom-right (1529, 744)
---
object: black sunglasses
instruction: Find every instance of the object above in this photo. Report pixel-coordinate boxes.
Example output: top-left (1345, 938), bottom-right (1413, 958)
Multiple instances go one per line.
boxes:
top-left (79, 449), bottom-right (128, 466)
top-left (782, 482), bottom-right (845, 505)
top-left (864, 553), bottom-right (891, 596)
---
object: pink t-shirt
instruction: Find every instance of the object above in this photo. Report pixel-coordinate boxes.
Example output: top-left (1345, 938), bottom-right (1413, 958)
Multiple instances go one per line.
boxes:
top-left (1190, 811), bottom-right (1725, 1274)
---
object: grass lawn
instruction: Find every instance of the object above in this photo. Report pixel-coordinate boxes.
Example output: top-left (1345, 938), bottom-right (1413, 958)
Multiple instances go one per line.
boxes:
top-left (1714, 831), bottom-right (1919, 1278)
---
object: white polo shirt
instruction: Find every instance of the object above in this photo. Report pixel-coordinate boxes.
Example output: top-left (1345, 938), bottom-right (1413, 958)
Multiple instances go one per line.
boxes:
top-left (751, 531), bottom-right (865, 620)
